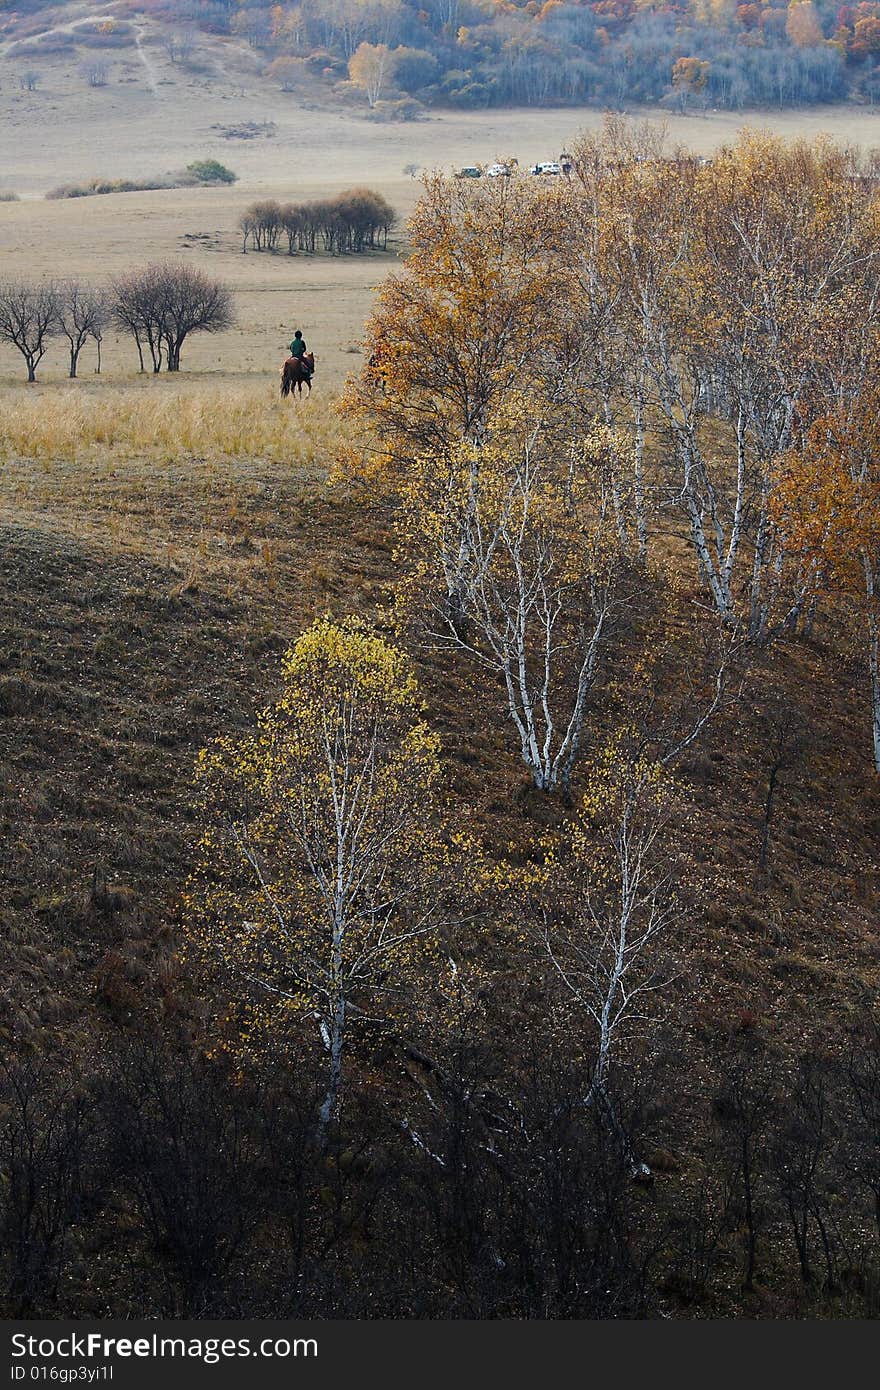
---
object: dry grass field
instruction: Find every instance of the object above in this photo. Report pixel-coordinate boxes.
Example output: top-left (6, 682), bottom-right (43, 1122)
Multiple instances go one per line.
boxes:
top-left (3, 103), bottom-right (880, 388)
top-left (2, 20), bottom-right (879, 1032)
top-left (2, 7), bottom-right (880, 388)
top-left (2, 8), bottom-right (880, 1319)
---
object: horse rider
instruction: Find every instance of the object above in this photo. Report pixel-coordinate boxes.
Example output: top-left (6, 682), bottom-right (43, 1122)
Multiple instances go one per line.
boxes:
top-left (288, 329), bottom-right (313, 381)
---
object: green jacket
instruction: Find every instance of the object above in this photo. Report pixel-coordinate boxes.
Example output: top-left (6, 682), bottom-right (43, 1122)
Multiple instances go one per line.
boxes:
top-left (289, 337), bottom-right (306, 359)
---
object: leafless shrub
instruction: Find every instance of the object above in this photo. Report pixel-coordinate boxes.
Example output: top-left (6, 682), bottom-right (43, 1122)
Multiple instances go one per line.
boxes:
top-left (81, 60), bottom-right (110, 88)
top-left (165, 30), bottom-right (197, 64)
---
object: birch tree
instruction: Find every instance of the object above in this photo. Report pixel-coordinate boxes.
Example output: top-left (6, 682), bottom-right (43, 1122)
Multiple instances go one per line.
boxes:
top-left (341, 172), bottom-right (566, 470)
top-left (688, 135), bottom-right (880, 638)
top-left (592, 132), bottom-right (880, 636)
top-left (400, 411), bottom-right (631, 792)
top-left (347, 41), bottom-right (392, 107)
top-left (564, 116), bottom-right (670, 558)
top-left (187, 617), bottom-right (456, 1140)
top-left (536, 733), bottom-right (681, 1159)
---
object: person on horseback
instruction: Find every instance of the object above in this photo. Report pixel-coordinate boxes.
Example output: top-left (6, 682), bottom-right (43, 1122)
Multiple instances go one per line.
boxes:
top-left (281, 329), bottom-right (315, 397)
top-left (288, 329), bottom-right (313, 382)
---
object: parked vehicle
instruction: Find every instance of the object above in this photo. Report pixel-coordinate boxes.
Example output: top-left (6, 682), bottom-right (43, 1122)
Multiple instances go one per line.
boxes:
top-left (454, 166), bottom-right (482, 179)
top-left (486, 162), bottom-right (512, 178)
top-left (530, 161), bottom-right (562, 176)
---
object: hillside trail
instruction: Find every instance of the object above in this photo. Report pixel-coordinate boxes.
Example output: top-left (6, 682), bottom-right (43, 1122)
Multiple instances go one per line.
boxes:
top-left (2, 3), bottom-right (160, 103)
top-left (131, 22), bottom-right (160, 101)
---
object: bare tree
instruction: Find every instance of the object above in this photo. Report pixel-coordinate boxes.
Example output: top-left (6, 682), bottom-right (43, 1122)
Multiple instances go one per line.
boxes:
top-left (0, 280), bottom-right (60, 381)
top-left (92, 317), bottom-right (105, 375)
top-left (772, 1062), bottom-right (838, 1289)
top-left (56, 282), bottom-right (108, 379)
top-left (112, 263), bottom-right (233, 373)
top-left (155, 263), bottom-right (234, 372)
top-left (0, 1056), bottom-right (92, 1316)
top-left (165, 30), bottom-right (196, 65)
top-left (844, 1020), bottom-right (880, 1239)
top-left (113, 266), bottom-right (163, 372)
top-left (713, 1058), bottom-right (776, 1291)
top-left (754, 695), bottom-right (805, 881)
top-left (238, 212), bottom-right (255, 254)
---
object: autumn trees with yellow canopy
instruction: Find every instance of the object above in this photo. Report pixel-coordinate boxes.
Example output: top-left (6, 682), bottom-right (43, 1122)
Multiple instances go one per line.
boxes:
top-left (346, 121), bottom-right (880, 773)
top-left (191, 123), bottom-right (880, 1150)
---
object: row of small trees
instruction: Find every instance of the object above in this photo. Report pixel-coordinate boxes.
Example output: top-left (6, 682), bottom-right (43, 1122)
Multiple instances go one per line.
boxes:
top-left (239, 188), bottom-right (396, 255)
top-left (0, 281), bottom-right (106, 381)
top-left (0, 265), bottom-right (233, 380)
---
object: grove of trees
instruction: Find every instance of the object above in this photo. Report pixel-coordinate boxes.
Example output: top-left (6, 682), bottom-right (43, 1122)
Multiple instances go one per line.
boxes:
top-left (10, 0), bottom-right (880, 110)
top-left (3, 119), bottom-right (880, 1322)
top-left (344, 123), bottom-right (880, 774)
top-left (153, 124), bottom-right (880, 1317)
top-left (239, 188), bottom-right (396, 254)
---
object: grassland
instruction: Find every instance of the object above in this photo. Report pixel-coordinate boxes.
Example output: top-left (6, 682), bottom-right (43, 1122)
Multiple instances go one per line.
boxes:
top-left (2, 22), bottom-right (880, 1313)
top-left (2, 14), bottom-right (880, 388)
top-left (1, 103), bottom-right (878, 391)
top-left (1, 382), bottom-right (877, 1064)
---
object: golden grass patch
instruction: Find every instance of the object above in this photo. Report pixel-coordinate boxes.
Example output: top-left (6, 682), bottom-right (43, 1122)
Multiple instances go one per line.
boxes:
top-left (0, 382), bottom-right (349, 467)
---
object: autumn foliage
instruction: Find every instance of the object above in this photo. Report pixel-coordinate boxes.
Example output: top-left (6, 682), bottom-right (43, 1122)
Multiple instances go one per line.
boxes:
top-left (345, 122), bottom-right (880, 769)
top-left (186, 617), bottom-right (460, 1135)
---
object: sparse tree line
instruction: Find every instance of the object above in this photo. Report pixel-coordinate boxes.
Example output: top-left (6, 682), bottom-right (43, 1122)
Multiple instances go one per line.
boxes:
top-left (0, 264), bottom-right (233, 379)
top-left (239, 188), bottom-right (396, 255)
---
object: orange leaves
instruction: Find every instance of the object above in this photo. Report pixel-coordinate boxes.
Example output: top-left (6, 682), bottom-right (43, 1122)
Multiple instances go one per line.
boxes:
top-left (340, 171), bottom-right (569, 470)
top-left (771, 401), bottom-right (880, 594)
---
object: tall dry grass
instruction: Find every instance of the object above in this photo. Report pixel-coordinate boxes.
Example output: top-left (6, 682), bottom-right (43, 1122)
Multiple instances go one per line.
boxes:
top-left (0, 382), bottom-right (347, 467)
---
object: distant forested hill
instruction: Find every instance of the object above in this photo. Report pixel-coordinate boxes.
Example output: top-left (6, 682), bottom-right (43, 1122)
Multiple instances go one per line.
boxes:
top-left (4, 0), bottom-right (880, 111)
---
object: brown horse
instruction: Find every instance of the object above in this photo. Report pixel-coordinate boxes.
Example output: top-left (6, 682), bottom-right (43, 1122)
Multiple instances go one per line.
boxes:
top-left (280, 351), bottom-right (314, 398)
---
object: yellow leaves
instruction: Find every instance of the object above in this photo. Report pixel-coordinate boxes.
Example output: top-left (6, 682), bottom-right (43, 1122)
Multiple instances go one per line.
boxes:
top-left (342, 171), bottom-right (570, 469)
top-left (185, 612), bottom-right (456, 1064)
top-left (281, 614), bottom-right (420, 712)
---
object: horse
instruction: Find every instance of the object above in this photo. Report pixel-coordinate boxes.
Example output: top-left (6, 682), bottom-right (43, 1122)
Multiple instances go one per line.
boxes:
top-left (280, 351), bottom-right (314, 398)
